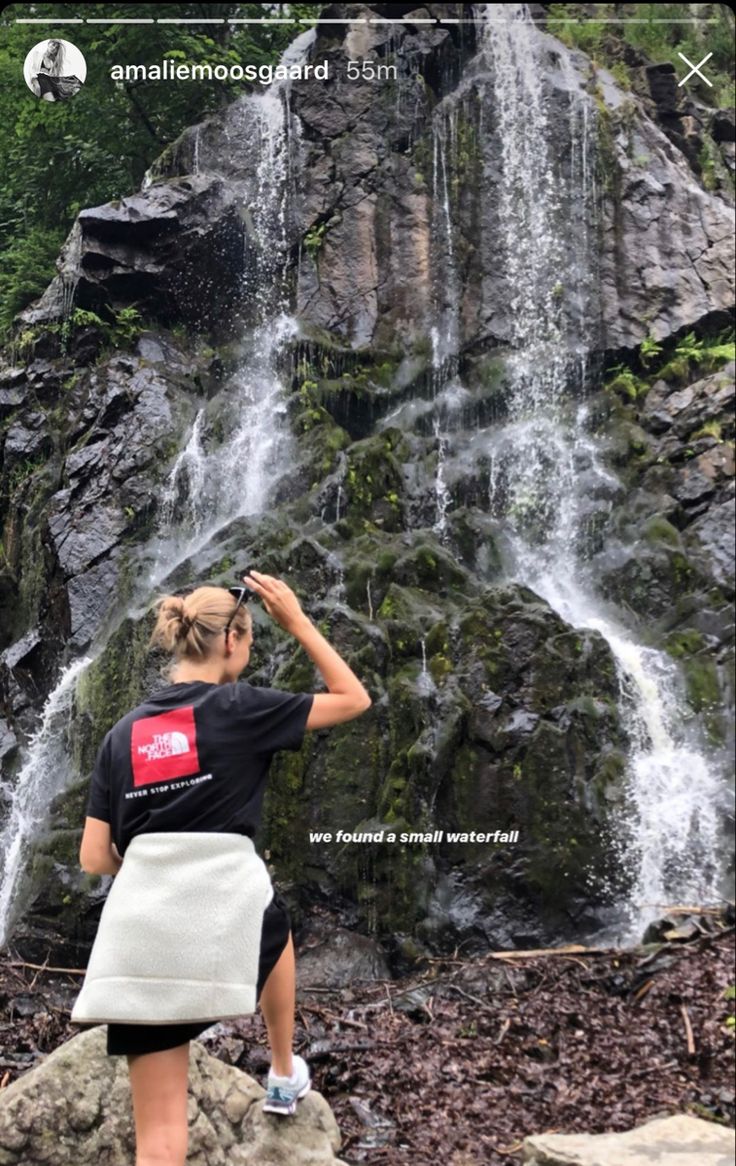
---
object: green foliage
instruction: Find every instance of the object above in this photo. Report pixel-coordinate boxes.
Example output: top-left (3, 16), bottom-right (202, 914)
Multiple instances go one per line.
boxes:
top-left (604, 363), bottom-right (647, 400)
top-left (675, 330), bottom-right (705, 362)
top-left (691, 419), bottom-right (723, 442)
top-left (58, 304), bottom-right (145, 351)
top-left (0, 226), bottom-right (65, 335)
top-left (639, 334), bottom-right (663, 367)
top-left (303, 221), bottom-right (327, 258)
top-left (547, 4), bottom-right (610, 57)
top-left (625, 326), bottom-right (736, 393)
top-left (110, 305), bottom-right (145, 346)
top-left (0, 3), bottom-right (320, 337)
top-left (70, 307), bottom-right (106, 330)
top-left (547, 3), bottom-right (734, 106)
top-left (7, 455), bottom-right (44, 493)
top-left (674, 328), bottom-right (735, 373)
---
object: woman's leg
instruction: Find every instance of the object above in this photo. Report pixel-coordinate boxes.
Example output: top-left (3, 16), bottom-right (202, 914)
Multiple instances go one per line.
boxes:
top-left (258, 930), bottom-right (296, 1077)
top-left (127, 1043), bottom-right (190, 1166)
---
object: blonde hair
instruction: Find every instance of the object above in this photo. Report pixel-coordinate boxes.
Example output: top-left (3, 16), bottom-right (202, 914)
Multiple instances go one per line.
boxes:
top-left (150, 586), bottom-right (251, 660)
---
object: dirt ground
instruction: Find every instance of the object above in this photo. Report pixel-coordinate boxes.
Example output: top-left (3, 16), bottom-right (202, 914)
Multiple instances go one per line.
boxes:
top-left (1, 911), bottom-right (734, 1165)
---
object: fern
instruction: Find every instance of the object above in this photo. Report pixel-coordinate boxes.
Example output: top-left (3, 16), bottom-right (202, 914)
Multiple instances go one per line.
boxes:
top-left (639, 334), bottom-right (663, 368)
top-left (674, 331), bottom-right (704, 362)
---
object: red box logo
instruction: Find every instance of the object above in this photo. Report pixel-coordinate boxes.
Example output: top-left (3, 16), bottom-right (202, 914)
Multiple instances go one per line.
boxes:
top-left (131, 707), bottom-right (201, 787)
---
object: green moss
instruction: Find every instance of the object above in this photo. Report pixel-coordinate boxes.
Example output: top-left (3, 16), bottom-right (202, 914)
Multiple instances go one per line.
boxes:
top-left (475, 355), bottom-right (507, 391)
top-left (376, 550), bottom-right (399, 577)
top-left (657, 353), bottom-right (691, 384)
top-left (425, 621), bottom-right (449, 657)
top-left (641, 515), bottom-right (681, 548)
top-left (428, 653), bottom-right (453, 684)
top-left (377, 591), bottom-right (396, 618)
top-left (342, 432), bottom-right (406, 534)
top-left (664, 628), bottom-right (706, 659)
top-left (304, 221), bottom-right (328, 258)
top-left (691, 420), bottom-right (723, 442)
top-left (682, 656), bottom-right (721, 715)
top-left (680, 652), bottom-right (727, 748)
top-left (74, 616), bottom-right (155, 774)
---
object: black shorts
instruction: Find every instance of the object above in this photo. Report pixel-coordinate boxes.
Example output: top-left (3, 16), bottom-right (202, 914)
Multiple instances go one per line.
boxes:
top-left (105, 887), bottom-right (291, 1056)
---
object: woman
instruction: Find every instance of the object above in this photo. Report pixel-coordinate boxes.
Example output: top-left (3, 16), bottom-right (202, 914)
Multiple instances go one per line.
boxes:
top-left (33, 39), bottom-right (82, 102)
top-left (75, 568), bottom-right (371, 1166)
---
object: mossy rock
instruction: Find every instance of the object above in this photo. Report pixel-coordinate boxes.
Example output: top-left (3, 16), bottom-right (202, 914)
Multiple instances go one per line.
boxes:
top-left (300, 417), bottom-right (351, 479)
top-left (73, 615), bottom-right (160, 775)
top-left (342, 429), bottom-right (410, 534)
top-left (598, 542), bottom-right (698, 626)
top-left (516, 721), bottom-right (622, 906)
top-left (664, 628), bottom-right (707, 659)
top-left (376, 582), bottom-right (446, 660)
top-left (681, 654), bottom-right (726, 745)
top-left (392, 542), bottom-right (468, 593)
top-left (443, 507), bottom-right (504, 575)
top-left (641, 515), bottom-right (682, 548)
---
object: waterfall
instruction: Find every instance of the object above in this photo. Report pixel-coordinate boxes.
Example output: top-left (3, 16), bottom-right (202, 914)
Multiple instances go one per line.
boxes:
top-left (149, 34), bottom-right (316, 587)
top-left (0, 657), bottom-right (92, 945)
top-left (0, 31), bottom-right (317, 944)
top-left (158, 408), bottom-right (207, 536)
top-left (469, 3), bottom-right (731, 941)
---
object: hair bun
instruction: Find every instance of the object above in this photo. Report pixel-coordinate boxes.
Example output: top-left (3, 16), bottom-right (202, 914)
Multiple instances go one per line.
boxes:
top-left (162, 596), bottom-right (192, 639)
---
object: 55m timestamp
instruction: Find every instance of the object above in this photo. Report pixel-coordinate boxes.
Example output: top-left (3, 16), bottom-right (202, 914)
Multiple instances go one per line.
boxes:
top-left (346, 59), bottom-right (398, 81)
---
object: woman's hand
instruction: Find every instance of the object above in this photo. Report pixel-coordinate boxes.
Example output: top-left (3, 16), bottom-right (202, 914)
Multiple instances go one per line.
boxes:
top-left (242, 570), bottom-right (308, 634)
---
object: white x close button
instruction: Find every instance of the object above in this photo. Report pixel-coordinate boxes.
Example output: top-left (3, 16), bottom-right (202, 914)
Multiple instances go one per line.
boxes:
top-left (677, 51), bottom-right (714, 87)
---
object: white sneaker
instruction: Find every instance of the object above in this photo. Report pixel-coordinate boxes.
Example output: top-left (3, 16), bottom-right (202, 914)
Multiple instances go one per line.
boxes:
top-left (262, 1053), bottom-right (312, 1116)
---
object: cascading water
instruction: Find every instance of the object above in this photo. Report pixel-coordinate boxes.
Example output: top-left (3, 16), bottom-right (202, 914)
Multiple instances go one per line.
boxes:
top-left (429, 111), bottom-right (460, 543)
top-left (472, 3), bottom-right (730, 941)
top-left (0, 656), bottom-right (91, 945)
top-left (380, 3), bottom-right (731, 944)
top-left (0, 31), bottom-right (316, 944)
top-left (150, 33), bottom-right (317, 584)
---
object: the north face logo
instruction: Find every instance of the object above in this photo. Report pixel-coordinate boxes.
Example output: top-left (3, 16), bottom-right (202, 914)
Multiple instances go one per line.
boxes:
top-left (137, 730), bottom-right (190, 761)
top-left (131, 707), bottom-right (201, 786)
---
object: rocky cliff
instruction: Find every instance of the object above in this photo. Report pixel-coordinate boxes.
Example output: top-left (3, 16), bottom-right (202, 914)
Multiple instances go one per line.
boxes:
top-left (0, 4), bottom-right (733, 969)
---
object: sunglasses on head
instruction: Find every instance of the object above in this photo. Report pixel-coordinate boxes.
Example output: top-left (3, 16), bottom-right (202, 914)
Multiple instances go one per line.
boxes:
top-left (222, 569), bottom-right (258, 637)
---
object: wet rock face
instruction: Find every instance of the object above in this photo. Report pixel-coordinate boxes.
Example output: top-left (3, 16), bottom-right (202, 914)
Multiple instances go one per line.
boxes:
top-left (2, 5), bottom-right (734, 960)
top-left (595, 77), bottom-right (730, 350)
top-left (21, 178), bottom-right (251, 336)
top-left (0, 336), bottom-right (203, 672)
top-left (289, 13), bottom-right (734, 355)
top-left (589, 358), bottom-right (735, 777)
top-left (594, 361), bottom-right (734, 628)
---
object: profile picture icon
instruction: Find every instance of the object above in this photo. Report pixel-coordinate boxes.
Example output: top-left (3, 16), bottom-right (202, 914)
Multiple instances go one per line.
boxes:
top-left (23, 39), bottom-right (86, 102)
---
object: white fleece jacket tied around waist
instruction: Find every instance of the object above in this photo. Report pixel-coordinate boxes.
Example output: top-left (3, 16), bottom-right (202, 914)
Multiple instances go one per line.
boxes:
top-left (71, 832), bottom-right (273, 1025)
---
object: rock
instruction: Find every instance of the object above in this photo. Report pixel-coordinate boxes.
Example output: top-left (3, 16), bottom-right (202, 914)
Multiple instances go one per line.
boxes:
top-left (684, 497), bottom-right (736, 596)
top-left (0, 629), bottom-right (42, 674)
top-left (0, 1026), bottom-right (349, 1165)
top-left (296, 927), bottom-right (392, 990)
top-left (711, 108), bottom-right (735, 144)
top-left (0, 384), bottom-right (25, 416)
top-left (595, 64), bottom-right (735, 349)
top-left (521, 1112), bottom-right (735, 1166)
top-left (0, 719), bottom-right (17, 761)
top-left (21, 178), bottom-right (251, 334)
top-left (640, 363), bottom-right (735, 441)
top-left (2, 414), bottom-right (50, 467)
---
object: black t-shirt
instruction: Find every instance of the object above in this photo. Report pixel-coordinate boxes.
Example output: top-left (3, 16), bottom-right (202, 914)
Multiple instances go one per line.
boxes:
top-left (86, 680), bottom-right (314, 855)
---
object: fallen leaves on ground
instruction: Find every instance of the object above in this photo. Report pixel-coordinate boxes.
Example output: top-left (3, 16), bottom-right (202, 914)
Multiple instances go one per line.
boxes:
top-left (0, 925), bottom-right (734, 1165)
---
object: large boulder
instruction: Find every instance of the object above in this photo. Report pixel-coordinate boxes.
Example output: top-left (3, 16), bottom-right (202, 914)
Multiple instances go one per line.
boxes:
top-left (0, 1026), bottom-right (348, 1166)
top-left (522, 1111), bottom-right (735, 1166)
